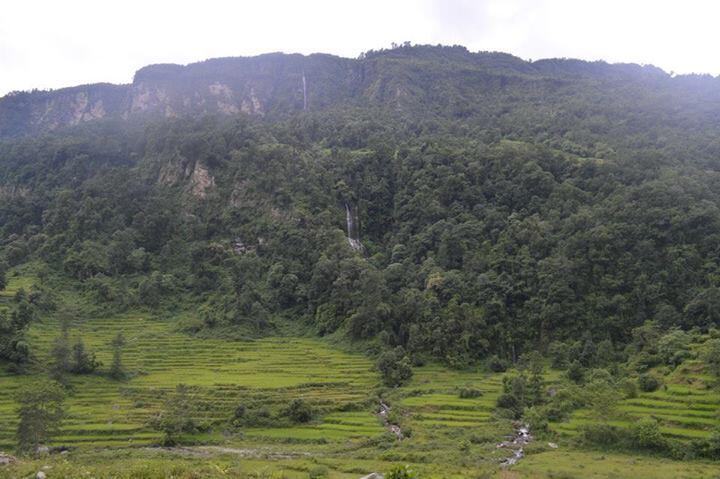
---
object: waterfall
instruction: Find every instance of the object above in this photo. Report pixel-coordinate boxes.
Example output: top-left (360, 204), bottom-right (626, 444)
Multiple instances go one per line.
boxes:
top-left (302, 72), bottom-right (307, 111)
top-left (345, 203), bottom-right (363, 252)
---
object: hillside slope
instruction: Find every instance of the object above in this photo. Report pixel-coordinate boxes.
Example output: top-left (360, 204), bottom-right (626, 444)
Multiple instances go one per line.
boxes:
top-left (3, 44), bottom-right (720, 139)
top-left (2, 43), bottom-right (720, 367)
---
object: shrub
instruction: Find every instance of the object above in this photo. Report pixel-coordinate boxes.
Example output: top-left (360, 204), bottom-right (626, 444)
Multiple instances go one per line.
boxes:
top-left (702, 339), bottom-right (720, 380)
top-left (377, 347), bottom-right (413, 387)
top-left (548, 341), bottom-right (569, 368)
top-left (458, 387), bottom-right (483, 398)
top-left (631, 418), bottom-right (666, 451)
top-left (524, 406), bottom-right (549, 433)
top-left (488, 355), bottom-right (508, 372)
top-left (284, 398), bottom-right (314, 423)
top-left (150, 384), bottom-right (198, 446)
top-left (578, 423), bottom-right (623, 448)
top-left (691, 427), bottom-right (720, 460)
top-left (70, 339), bottom-right (100, 374)
top-left (657, 329), bottom-right (691, 366)
top-left (496, 393), bottom-right (519, 412)
top-left (308, 466), bottom-right (329, 478)
top-left (233, 404), bottom-right (247, 420)
top-left (634, 352), bottom-right (661, 372)
top-left (586, 378), bottom-right (620, 419)
top-left (638, 374), bottom-right (661, 392)
top-left (619, 378), bottom-right (638, 399)
top-left (566, 361), bottom-right (584, 383)
top-left (231, 403), bottom-right (278, 427)
top-left (386, 464), bottom-right (416, 479)
top-left (15, 381), bottom-right (66, 454)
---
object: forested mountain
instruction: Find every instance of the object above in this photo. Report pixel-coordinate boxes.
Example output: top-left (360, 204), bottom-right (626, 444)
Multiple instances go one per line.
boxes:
top-left (3, 44), bottom-right (720, 367)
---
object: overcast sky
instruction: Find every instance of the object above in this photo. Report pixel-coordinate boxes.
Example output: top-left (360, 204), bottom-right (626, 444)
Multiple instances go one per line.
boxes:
top-left (2, 0), bottom-right (720, 96)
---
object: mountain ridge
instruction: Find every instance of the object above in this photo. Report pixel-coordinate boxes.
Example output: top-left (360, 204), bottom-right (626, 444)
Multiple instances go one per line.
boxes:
top-left (2, 44), bottom-right (716, 138)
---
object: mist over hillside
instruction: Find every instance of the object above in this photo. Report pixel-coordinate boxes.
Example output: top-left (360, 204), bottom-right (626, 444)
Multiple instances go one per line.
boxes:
top-left (3, 44), bottom-right (720, 139)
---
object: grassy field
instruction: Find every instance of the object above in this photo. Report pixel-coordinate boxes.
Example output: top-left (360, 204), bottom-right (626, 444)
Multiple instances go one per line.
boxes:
top-left (512, 449), bottom-right (720, 479)
top-left (1, 272), bottom-right (720, 478)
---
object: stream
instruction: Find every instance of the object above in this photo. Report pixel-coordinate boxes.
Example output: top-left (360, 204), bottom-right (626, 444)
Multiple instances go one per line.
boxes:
top-left (498, 422), bottom-right (532, 467)
top-left (378, 401), bottom-right (403, 440)
top-left (345, 203), bottom-right (363, 252)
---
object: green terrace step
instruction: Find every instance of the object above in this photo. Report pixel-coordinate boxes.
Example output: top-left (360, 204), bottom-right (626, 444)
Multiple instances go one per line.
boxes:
top-left (0, 312), bottom-right (381, 449)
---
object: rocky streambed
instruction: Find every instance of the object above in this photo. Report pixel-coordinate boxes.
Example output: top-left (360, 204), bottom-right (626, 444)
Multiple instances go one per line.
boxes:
top-left (378, 401), bottom-right (404, 440)
top-left (498, 422), bottom-right (532, 467)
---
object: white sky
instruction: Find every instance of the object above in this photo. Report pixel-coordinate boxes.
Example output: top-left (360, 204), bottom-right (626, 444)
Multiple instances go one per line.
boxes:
top-left (2, 0), bottom-right (720, 96)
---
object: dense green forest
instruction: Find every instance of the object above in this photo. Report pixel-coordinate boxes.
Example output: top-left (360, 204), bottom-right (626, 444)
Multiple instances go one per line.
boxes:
top-left (3, 44), bottom-right (720, 371)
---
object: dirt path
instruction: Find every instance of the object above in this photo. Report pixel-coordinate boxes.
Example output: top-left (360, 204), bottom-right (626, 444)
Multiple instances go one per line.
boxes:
top-left (140, 446), bottom-right (311, 460)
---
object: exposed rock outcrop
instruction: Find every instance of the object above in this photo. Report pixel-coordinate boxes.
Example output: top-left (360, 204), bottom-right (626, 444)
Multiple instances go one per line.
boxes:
top-left (189, 162), bottom-right (215, 199)
top-left (0, 45), bottom-right (681, 139)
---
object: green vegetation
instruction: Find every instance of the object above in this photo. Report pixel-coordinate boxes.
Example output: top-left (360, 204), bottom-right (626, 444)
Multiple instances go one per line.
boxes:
top-left (377, 347), bottom-right (413, 387)
top-left (1, 45), bottom-right (720, 476)
top-left (109, 331), bottom-right (126, 380)
top-left (14, 381), bottom-right (65, 455)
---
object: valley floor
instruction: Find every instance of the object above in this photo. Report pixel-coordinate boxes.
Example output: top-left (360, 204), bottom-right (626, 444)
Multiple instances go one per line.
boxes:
top-left (0, 274), bottom-right (719, 478)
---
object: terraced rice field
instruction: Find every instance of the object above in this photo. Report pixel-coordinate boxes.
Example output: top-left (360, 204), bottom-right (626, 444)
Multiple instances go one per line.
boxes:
top-left (335, 364), bottom-right (514, 475)
top-left (555, 363), bottom-right (720, 441)
top-left (399, 366), bottom-right (502, 430)
top-left (0, 304), bottom-right (383, 449)
top-left (2, 272), bottom-right (719, 478)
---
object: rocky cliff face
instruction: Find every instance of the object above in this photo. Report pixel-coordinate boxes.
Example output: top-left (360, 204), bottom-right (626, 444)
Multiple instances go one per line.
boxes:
top-left (0, 45), bottom-right (695, 138)
top-left (0, 52), bottom-right (364, 137)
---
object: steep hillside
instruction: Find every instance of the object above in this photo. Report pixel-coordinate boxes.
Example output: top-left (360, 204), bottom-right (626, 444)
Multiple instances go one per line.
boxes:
top-left (3, 44), bottom-right (720, 139)
top-left (3, 45), bottom-right (720, 364)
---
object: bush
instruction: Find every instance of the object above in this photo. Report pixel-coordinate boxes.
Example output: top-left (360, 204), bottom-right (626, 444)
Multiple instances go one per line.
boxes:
top-left (488, 355), bottom-right (508, 372)
top-left (578, 423), bottom-right (623, 448)
top-left (377, 347), bottom-right (413, 387)
top-left (566, 361), bottom-right (584, 383)
top-left (634, 352), bottom-right (661, 372)
top-left (458, 387), bottom-right (483, 398)
top-left (702, 339), bottom-right (720, 380)
top-left (631, 418), bottom-right (666, 451)
top-left (149, 384), bottom-right (198, 446)
top-left (284, 398), bottom-right (314, 423)
top-left (231, 403), bottom-right (276, 427)
top-left (548, 341), bottom-right (569, 368)
top-left (524, 406), bottom-right (549, 433)
top-left (619, 378), bottom-right (638, 399)
top-left (70, 339), bottom-right (100, 374)
top-left (638, 374), bottom-right (661, 392)
top-left (691, 427), bottom-right (720, 460)
top-left (496, 393), bottom-right (519, 411)
top-left (657, 329), bottom-right (692, 367)
top-left (386, 464), bottom-right (416, 479)
top-left (308, 466), bottom-right (329, 478)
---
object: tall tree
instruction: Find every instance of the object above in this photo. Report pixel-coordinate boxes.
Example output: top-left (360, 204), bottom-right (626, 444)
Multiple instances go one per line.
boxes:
top-left (15, 382), bottom-right (65, 455)
top-left (109, 332), bottom-right (126, 380)
top-left (49, 324), bottom-right (71, 385)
